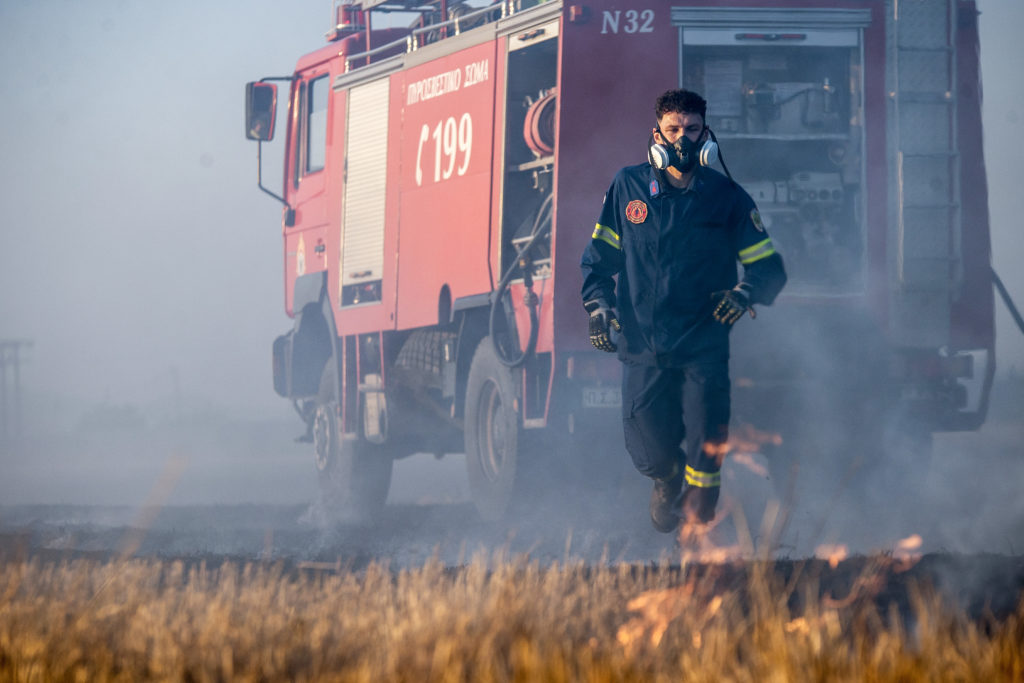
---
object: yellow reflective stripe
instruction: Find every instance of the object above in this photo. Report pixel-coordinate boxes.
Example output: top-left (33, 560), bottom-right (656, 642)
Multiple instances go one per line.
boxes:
top-left (592, 223), bottom-right (621, 250)
top-left (738, 238), bottom-right (775, 265)
top-left (685, 465), bottom-right (721, 488)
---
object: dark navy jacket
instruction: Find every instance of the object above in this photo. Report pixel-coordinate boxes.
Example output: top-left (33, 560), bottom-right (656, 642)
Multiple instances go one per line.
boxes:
top-left (580, 163), bottom-right (787, 366)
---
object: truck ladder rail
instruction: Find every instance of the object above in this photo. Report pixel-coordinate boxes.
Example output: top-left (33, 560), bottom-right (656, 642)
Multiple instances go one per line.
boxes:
top-left (888, 0), bottom-right (962, 347)
top-left (409, 0), bottom-right (506, 47)
top-left (344, 35), bottom-right (416, 72)
top-left (340, 0), bottom-right (506, 72)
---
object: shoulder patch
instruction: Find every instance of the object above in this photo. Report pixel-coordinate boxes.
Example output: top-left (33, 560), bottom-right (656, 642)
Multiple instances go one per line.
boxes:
top-left (626, 200), bottom-right (648, 224)
top-left (750, 209), bottom-right (765, 232)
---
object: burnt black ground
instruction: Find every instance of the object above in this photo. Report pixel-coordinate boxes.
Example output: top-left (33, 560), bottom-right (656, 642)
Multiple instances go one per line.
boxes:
top-left (1, 502), bottom-right (1021, 625)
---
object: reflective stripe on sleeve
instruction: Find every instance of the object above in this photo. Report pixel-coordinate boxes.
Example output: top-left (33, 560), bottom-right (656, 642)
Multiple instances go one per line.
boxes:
top-left (738, 238), bottom-right (775, 265)
top-left (685, 465), bottom-right (721, 488)
top-left (592, 223), bottom-right (621, 250)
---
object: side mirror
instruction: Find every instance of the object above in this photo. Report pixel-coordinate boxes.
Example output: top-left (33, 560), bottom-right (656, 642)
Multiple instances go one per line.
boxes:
top-left (245, 82), bottom-right (277, 141)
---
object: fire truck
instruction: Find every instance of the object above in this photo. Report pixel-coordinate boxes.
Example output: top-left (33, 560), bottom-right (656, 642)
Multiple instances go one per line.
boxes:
top-left (246, 0), bottom-right (995, 520)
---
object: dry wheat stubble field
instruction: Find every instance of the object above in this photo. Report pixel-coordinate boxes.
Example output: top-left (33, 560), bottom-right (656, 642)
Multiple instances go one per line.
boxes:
top-left (0, 547), bottom-right (1022, 681)
top-left (2, 493), bottom-right (1023, 681)
top-left (2, 382), bottom-right (1023, 680)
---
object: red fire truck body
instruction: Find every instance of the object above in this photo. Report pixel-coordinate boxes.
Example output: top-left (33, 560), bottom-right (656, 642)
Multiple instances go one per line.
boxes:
top-left (247, 0), bottom-right (994, 519)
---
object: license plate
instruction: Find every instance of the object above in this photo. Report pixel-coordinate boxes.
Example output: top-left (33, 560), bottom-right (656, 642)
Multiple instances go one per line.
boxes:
top-left (583, 386), bottom-right (622, 408)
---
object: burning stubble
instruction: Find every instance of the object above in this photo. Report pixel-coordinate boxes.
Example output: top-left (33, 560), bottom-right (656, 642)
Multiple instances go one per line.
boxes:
top-left (1, 553), bottom-right (1021, 680)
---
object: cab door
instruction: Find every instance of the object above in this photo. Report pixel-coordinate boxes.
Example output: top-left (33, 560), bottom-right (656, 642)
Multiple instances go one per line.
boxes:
top-left (284, 66), bottom-right (332, 315)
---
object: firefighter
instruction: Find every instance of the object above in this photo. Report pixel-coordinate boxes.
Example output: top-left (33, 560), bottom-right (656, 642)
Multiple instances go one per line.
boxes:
top-left (580, 89), bottom-right (787, 533)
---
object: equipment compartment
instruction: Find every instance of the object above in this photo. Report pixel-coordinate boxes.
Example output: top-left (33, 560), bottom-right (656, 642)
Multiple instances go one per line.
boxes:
top-left (680, 25), bottom-right (866, 294)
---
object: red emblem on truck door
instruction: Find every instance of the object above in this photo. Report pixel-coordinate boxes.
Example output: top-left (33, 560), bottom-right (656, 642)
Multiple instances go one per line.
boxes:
top-left (625, 200), bottom-right (648, 224)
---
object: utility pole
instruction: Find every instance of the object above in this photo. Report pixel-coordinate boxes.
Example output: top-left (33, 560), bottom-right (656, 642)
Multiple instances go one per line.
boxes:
top-left (0, 339), bottom-right (32, 444)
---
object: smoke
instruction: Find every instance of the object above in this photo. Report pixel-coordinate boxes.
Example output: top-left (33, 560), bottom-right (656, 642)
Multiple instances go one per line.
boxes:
top-left (0, 0), bottom-right (1021, 571)
top-left (722, 298), bottom-right (1024, 558)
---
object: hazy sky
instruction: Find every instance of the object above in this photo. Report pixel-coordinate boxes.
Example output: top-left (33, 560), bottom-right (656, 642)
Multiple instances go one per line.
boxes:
top-left (0, 0), bottom-right (1022, 421)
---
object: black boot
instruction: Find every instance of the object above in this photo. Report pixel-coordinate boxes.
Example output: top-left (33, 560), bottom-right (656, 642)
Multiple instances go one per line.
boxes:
top-left (649, 469), bottom-right (684, 533)
top-left (680, 485), bottom-right (719, 525)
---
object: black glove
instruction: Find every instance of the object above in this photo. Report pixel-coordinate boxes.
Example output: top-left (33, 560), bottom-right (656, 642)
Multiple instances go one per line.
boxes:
top-left (583, 299), bottom-right (621, 352)
top-left (711, 284), bottom-right (752, 325)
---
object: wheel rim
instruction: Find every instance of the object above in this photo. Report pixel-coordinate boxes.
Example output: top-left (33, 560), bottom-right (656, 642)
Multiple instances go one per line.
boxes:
top-left (313, 404), bottom-right (333, 472)
top-left (478, 378), bottom-right (508, 483)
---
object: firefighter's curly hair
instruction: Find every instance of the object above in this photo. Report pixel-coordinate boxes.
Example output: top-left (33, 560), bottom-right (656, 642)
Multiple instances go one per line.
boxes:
top-left (655, 89), bottom-right (707, 122)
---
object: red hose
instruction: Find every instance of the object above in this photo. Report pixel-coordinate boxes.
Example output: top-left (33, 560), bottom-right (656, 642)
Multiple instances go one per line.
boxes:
top-left (523, 89), bottom-right (556, 157)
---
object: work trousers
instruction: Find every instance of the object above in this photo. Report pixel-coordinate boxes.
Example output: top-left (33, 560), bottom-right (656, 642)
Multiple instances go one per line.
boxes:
top-left (620, 359), bottom-right (730, 484)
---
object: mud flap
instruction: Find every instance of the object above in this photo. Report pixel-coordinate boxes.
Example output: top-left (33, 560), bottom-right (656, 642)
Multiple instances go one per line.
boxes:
top-left (272, 330), bottom-right (294, 397)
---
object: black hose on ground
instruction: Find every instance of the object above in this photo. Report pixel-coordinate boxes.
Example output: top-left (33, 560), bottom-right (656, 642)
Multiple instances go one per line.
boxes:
top-left (489, 193), bottom-right (553, 368)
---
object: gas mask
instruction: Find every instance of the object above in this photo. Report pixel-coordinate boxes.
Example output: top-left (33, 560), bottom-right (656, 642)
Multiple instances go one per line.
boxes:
top-left (649, 127), bottom-right (719, 173)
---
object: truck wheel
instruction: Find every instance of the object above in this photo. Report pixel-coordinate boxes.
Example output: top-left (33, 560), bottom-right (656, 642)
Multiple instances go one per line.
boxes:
top-left (313, 358), bottom-right (393, 522)
top-left (464, 338), bottom-right (523, 521)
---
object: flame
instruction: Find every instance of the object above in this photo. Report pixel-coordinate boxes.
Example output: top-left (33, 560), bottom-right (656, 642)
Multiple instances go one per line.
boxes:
top-left (616, 583), bottom-right (725, 654)
top-left (815, 544), bottom-right (849, 569)
top-left (676, 503), bottom-right (747, 565)
top-left (823, 534), bottom-right (926, 607)
top-left (616, 582), bottom-right (694, 651)
top-left (620, 526), bottom-right (927, 653)
top-left (732, 452), bottom-right (769, 478)
top-left (892, 534), bottom-right (924, 573)
top-left (700, 424), bottom-right (783, 466)
top-left (735, 423), bottom-right (783, 448)
top-left (897, 534), bottom-right (922, 550)
top-left (702, 442), bottom-right (732, 461)
top-left (617, 503), bottom-right (748, 653)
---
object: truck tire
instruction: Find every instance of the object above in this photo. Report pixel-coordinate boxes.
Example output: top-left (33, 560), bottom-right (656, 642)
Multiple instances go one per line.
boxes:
top-left (395, 329), bottom-right (454, 381)
top-left (313, 358), bottom-right (393, 523)
top-left (464, 337), bottom-right (524, 521)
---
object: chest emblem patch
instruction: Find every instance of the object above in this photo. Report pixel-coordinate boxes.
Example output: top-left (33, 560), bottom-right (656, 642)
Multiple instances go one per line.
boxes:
top-left (751, 209), bottom-right (765, 232)
top-left (626, 200), bottom-right (648, 224)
